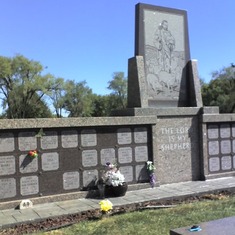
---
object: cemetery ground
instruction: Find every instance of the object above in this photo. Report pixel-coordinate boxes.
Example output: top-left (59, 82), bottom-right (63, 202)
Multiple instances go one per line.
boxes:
top-left (1, 190), bottom-right (235, 235)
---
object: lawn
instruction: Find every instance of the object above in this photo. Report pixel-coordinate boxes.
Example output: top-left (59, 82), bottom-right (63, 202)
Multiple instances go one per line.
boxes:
top-left (34, 194), bottom-right (235, 235)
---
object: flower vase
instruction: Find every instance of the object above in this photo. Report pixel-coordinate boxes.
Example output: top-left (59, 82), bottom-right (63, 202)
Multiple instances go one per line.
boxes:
top-left (105, 182), bottom-right (128, 197)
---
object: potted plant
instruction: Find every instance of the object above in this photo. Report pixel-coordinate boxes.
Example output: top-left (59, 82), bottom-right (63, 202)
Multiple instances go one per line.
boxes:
top-left (103, 162), bottom-right (128, 197)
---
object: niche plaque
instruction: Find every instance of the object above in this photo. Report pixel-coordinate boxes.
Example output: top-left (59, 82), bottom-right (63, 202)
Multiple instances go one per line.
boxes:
top-left (118, 147), bottom-right (132, 163)
top-left (63, 171), bottom-right (80, 190)
top-left (134, 127), bottom-right (147, 143)
top-left (41, 152), bottom-right (59, 171)
top-left (0, 133), bottom-right (15, 152)
top-left (20, 176), bottom-right (39, 196)
top-left (0, 156), bottom-right (15, 175)
top-left (220, 140), bottom-right (231, 154)
top-left (18, 132), bottom-right (37, 151)
top-left (82, 170), bottom-right (98, 187)
top-left (117, 128), bottom-right (132, 145)
top-left (207, 125), bottom-right (219, 139)
top-left (119, 166), bottom-right (133, 182)
top-left (208, 141), bottom-right (219, 155)
top-left (100, 148), bottom-right (115, 165)
top-left (135, 146), bottom-right (148, 162)
top-left (19, 155), bottom-right (38, 173)
top-left (41, 131), bottom-right (58, 149)
top-left (81, 129), bottom-right (97, 147)
top-left (82, 150), bottom-right (97, 167)
top-left (61, 130), bottom-right (78, 148)
top-left (136, 164), bottom-right (148, 182)
top-left (209, 157), bottom-right (220, 172)
top-left (221, 156), bottom-right (231, 170)
top-left (220, 124), bottom-right (230, 138)
top-left (0, 178), bottom-right (16, 199)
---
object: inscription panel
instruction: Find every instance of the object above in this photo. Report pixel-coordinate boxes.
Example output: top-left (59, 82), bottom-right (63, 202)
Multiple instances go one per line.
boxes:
top-left (232, 124), bottom-right (235, 137)
top-left (117, 128), bottom-right (132, 145)
top-left (82, 150), bottom-right (97, 167)
top-left (209, 157), bottom-right (220, 172)
top-left (220, 140), bottom-right (231, 154)
top-left (18, 132), bottom-right (37, 151)
top-left (41, 131), bottom-right (58, 149)
top-left (233, 140), bottom-right (235, 153)
top-left (119, 166), bottom-right (133, 182)
top-left (208, 141), bottom-right (219, 155)
top-left (118, 147), bottom-right (132, 163)
top-left (0, 156), bottom-right (15, 175)
top-left (135, 146), bottom-right (148, 162)
top-left (100, 148), bottom-right (115, 165)
top-left (207, 125), bottom-right (219, 139)
top-left (63, 171), bottom-right (80, 190)
top-left (41, 152), bottom-right (59, 171)
top-left (0, 178), bottom-right (16, 199)
top-left (220, 124), bottom-right (230, 138)
top-left (134, 127), bottom-right (147, 143)
top-left (61, 130), bottom-right (78, 148)
top-left (0, 133), bottom-right (15, 152)
top-left (82, 170), bottom-right (98, 187)
top-left (221, 156), bottom-right (231, 170)
top-left (19, 155), bottom-right (38, 173)
top-left (20, 176), bottom-right (39, 196)
top-left (136, 164), bottom-right (149, 182)
top-left (81, 129), bottom-right (97, 147)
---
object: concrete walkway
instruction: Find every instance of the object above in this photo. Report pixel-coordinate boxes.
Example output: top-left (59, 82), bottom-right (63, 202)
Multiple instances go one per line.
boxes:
top-left (1, 177), bottom-right (235, 230)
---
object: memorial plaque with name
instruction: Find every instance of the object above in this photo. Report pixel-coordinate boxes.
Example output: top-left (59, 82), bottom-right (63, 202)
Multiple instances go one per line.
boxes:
top-left (220, 124), bottom-right (231, 138)
top-left (209, 157), bottom-right (220, 172)
top-left (82, 170), bottom-right (98, 187)
top-left (81, 129), bottom-right (97, 147)
top-left (232, 124), bottom-right (235, 137)
top-left (82, 150), bottom-right (97, 167)
top-left (135, 146), bottom-right (148, 162)
top-left (119, 166), bottom-right (133, 182)
top-left (19, 155), bottom-right (38, 173)
top-left (233, 140), bottom-right (235, 153)
top-left (118, 147), bottom-right (132, 163)
top-left (221, 156), bottom-right (231, 170)
top-left (134, 127), bottom-right (147, 143)
top-left (20, 176), bottom-right (39, 196)
top-left (100, 148), bottom-right (115, 165)
top-left (0, 178), bottom-right (16, 199)
top-left (41, 152), bottom-right (59, 171)
top-left (117, 128), bottom-right (132, 145)
top-left (233, 156), bottom-right (235, 169)
top-left (18, 132), bottom-right (37, 151)
top-left (63, 171), bottom-right (80, 190)
top-left (135, 164), bottom-right (149, 182)
top-left (0, 156), bottom-right (15, 175)
top-left (61, 130), bottom-right (78, 148)
top-left (208, 141), bottom-right (219, 156)
top-left (0, 133), bottom-right (15, 152)
top-left (207, 125), bottom-right (219, 139)
top-left (220, 140), bottom-right (231, 154)
top-left (41, 131), bottom-right (58, 149)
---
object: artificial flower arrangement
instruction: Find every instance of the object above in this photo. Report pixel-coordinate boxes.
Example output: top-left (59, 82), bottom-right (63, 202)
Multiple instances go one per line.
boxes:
top-left (104, 162), bottom-right (125, 187)
top-left (99, 199), bottom-right (113, 214)
top-left (146, 161), bottom-right (156, 188)
top-left (28, 150), bottom-right (38, 158)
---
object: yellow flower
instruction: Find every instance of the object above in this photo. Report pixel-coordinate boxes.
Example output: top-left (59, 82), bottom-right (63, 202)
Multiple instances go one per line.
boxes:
top-left (99, 199), bottom-right (113, 212)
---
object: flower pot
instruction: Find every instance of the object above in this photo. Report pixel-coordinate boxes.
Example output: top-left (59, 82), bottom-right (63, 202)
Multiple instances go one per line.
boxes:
top-left (105, 182), bottom-right (128, 197)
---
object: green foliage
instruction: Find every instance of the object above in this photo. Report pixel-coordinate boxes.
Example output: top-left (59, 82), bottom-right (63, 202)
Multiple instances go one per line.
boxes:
top-left (62, 80), bottom-right (93, 117)
top-left (107, 72), bottom-right (127, 110)
top-left (202, 66), bottom-right (235, 113)
top-left (35, 196), bottom-right (235, 235)
top-left (0, 54), bottom-right (55, 118)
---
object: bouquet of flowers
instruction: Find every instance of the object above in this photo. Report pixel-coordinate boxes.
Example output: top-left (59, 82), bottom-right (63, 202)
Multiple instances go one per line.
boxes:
top-left (104, 162), bottom-right (125, 187)
top-left (146, 161), bottom-right (156, 188)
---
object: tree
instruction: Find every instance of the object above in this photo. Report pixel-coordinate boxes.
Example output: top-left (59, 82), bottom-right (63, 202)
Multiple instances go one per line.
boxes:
top-left (63, 80), bottom-right (93, 117)
top-left (107, 72), bottom-right (127, 110)
top-left (202, 65), bottom-right (235, 113)
top-left (0, 55), bottom-right (56, 118)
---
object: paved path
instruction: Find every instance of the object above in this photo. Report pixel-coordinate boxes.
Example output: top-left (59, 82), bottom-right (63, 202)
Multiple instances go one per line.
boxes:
top-left (1, 177), bottom-right (235, 229)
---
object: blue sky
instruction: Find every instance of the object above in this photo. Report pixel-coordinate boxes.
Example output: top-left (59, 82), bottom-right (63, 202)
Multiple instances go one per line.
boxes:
top-left (1, 0), bottom-right (234, 95)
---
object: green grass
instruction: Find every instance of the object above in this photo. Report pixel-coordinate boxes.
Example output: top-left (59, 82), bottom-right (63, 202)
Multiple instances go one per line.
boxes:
top-left (35, 195), bottom-right (235, 235)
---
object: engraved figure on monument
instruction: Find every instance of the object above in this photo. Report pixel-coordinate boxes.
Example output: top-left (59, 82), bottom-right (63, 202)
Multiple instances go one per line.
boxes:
top-left (145, 14), bottom-right (184, 100)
